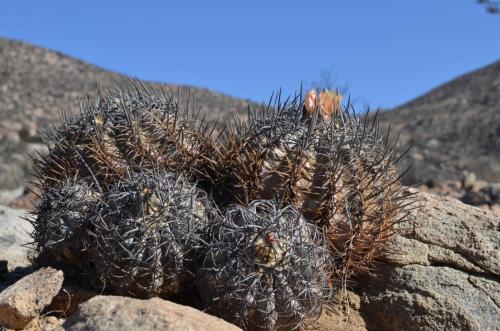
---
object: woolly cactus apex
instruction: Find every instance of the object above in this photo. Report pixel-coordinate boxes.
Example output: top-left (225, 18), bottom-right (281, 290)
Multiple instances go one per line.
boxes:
top-left (197, 200), bottom-right (333, 331)
top-left (88, 170), bottom-right (216, 298)
top-left (33, 80), bottom-right (217, 191)
top-left (31, 177), bottom-right (101, 269)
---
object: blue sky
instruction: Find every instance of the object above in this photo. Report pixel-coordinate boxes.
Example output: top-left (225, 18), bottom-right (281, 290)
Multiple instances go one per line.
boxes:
top-left (1, 1), bottom-right (499, 109)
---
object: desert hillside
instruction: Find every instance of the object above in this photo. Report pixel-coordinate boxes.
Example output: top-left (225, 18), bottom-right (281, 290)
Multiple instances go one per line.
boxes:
top-left (377, 60), bottom-right (500, 185)
top-left (0, 37), bottom-right (252, 189)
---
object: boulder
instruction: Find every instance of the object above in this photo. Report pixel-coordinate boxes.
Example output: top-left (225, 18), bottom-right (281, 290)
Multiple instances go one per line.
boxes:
top-left (483, 182), bottom-right (500, 204)
top-left (0, 205), bottom-right (33, 271)
top-left (0, 187), bottom-right (24, 205)
top-left (63, 295), bottom-right (241, 331)
top-left (23, 316), bottom-right (64, 331)
top-left (0, 267), bottom-right (63, 329)
top-left (359, 190), bottom-right (500, 331)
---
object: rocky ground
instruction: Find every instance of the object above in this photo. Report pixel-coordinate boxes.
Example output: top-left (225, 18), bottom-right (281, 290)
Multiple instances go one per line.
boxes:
top-left (415, 171), bottom-right (500, 213)
top-left (1, 190), bottom-right (498, 330)
top-left (373, 60), bottom-right (500, 213)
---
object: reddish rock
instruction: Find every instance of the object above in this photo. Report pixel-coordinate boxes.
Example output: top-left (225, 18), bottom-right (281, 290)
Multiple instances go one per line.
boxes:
top-left (0, 267), bottom-right (63, 329)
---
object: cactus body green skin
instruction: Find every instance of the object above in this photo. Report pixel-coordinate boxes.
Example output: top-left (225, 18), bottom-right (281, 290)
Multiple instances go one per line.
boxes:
top-left (197, 200), bottom-right (332, 331)
top-left (89, 170), bottom-right (214, 298)
top-left (211, 92), bottom-right (416, 282)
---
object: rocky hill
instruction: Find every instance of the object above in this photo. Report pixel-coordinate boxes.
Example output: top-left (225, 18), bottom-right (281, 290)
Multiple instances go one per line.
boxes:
top-left (376, 60), bottom-right (500, 186)
top-left (0, 37), bottom-right (252, 190)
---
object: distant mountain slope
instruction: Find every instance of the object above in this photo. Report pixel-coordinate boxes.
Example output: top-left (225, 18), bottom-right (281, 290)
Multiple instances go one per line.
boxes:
top-left (0, 37), bottom-right (252, 189)
top-left (0, 37), bottom-right (253, 134)
top-left (377, 60), bottom-right (500, 185)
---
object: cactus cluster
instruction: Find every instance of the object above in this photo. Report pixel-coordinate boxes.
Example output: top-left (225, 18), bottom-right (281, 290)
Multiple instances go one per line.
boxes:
top-left (31, 82), bottom-right (415, 330)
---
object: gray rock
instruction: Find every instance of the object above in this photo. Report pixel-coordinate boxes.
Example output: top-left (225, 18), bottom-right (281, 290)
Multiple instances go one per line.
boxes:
top-left (25, 143), bottom-right (49, 159)
top-left (0, 205), bottom-right (33, 271)
top-left (361, 265), bottom-right (498, 331)
top-left (23, 316), bottom-right (64, 331)
top-left (427, 138), bottom-right (440, 148)
top-left (63, 295), bottom-right (241, 331)
top-left (0, 267), bottom-right (63, 329)
top-left (470, 179), bottom-right (489, 193)
top-left (0, 187), bottom-right (24, 205)
top-left (360, 190), bottom-right (500, 331)
top-left (461, 171), bottom-right (477, 190)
